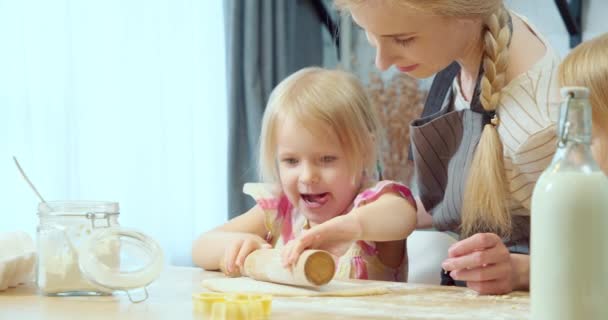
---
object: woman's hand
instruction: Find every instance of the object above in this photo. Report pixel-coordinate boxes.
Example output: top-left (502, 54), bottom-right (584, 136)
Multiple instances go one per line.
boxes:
top-left (221, 234), bottom-right (271, 277)
top-left (441, 233), bottom-right (528, 295)
top-left (281, 214), bottom-right (362, 268)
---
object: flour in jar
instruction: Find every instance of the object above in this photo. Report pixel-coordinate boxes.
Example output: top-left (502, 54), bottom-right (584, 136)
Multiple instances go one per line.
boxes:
top-left (37, 223), bottom-right (120, 294)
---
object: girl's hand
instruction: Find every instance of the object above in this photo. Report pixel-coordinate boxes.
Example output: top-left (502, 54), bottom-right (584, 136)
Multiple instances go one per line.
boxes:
top-left (281, 214), bottom-right (362, 268)
top-left (441, 233), bottom-right (522, 295)
top-left (221, 235), bottom-right (272, 276)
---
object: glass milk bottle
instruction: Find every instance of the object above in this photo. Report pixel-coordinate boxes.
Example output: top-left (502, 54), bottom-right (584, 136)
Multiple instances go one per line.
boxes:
top-left (531, 87), bottom-right (608, 319)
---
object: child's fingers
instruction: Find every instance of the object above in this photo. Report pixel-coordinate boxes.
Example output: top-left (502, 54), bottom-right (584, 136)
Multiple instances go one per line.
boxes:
top-left (235, 240), bottom-right (256, 267)
top-left (281, 242), bottom-right (293, 267)
top-left (287, 239), bottom-right (309, 266)
top-left (224, 239), bottom-right (243, 274)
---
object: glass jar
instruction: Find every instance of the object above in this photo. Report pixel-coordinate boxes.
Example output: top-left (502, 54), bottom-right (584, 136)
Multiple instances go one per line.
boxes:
top-left (36, 201), bottom-right (163, 302)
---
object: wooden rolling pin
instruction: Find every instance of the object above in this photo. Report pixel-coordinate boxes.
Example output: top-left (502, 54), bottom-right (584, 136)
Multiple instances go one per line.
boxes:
top-left (220, 249), bottom-right (335, 287)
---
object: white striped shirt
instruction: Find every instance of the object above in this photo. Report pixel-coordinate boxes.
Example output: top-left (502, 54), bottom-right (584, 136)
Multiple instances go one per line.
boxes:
top-left (452, 15), bottom-right (561, 215)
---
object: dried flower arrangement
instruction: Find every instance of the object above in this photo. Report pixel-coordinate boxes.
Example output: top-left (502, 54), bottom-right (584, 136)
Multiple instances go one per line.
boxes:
top-left (367, 71), bottom-right (427, 185)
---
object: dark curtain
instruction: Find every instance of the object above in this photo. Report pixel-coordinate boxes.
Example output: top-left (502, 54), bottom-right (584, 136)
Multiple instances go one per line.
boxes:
top-left (225, 0), bottom-right (325, 218)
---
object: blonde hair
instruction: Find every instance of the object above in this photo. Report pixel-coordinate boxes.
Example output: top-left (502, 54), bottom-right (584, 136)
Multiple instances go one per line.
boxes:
top-left (558, 33), bottom-right (608, 125)
top-left (335, 0), bottom-right (512, 238)
top-left (559, 33), bottom-right (608, 170)
top-left (335, 0), bottom-right (501, 18)
top-left (258, 67), bottom-right (380, 184)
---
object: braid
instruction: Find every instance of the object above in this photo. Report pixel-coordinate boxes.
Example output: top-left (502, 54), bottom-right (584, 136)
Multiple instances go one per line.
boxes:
top-left (461, 7), bottom-right (512, 238)
top-left (480, 8), bottom-right (511, 112)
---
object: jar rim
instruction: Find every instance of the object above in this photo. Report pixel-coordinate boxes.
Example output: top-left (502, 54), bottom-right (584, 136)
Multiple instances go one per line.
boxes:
top-left (38, 201), bottom-right (120, 216)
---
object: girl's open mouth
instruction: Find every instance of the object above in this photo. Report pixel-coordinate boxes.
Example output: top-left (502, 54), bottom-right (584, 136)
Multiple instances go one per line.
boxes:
top-left (301, 192), bottom-right (329, 208)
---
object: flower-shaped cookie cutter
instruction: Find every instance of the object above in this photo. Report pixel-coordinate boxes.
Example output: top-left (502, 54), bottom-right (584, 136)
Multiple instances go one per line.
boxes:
top-left (192, 292), bottom-right (272, 319)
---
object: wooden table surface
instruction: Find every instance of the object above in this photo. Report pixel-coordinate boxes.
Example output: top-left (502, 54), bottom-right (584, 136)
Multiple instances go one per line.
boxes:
top-left (0, 266), bottom-right (530, 319)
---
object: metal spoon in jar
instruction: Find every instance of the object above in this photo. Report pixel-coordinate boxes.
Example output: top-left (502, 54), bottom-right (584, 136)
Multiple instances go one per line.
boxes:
top-left (13, 156), bottom-right (51, 212)
top-left (13, 157), bottom-right (79, 266)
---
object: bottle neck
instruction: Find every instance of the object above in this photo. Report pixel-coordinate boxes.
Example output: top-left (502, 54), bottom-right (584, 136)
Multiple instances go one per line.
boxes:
top-left (552, 95), bottom-right (600, 173)
top-left (557, 96), bottom-right (592, 147)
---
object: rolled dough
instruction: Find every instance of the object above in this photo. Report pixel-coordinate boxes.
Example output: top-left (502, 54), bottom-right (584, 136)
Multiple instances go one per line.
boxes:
top-left (201, 277), bottom-right (398, 297)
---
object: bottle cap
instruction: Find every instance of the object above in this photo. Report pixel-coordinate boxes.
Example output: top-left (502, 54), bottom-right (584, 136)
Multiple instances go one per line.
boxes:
top-left (560, 86), bottom-right (589, 99)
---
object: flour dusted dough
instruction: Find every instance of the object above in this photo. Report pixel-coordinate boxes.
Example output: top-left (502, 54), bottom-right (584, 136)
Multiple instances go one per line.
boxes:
top-left (201, 277), bottom-right (396, 297)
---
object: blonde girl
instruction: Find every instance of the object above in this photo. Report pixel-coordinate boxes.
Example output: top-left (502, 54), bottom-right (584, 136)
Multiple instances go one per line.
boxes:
top-left (286, 0), bottom-right (561, 294)
top-left (558, 33), bottom-right (608, 174)
top-left (192, 67), bottom-right (418, 281)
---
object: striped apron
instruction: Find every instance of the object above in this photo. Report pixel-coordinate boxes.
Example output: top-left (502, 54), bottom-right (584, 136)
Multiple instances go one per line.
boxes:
top-left (410, 62), bottom-right (530, 255)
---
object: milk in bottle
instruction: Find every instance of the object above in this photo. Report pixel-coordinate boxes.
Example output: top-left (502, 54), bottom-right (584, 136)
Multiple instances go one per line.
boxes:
top-left (531, 86), bottom-right (608, 320)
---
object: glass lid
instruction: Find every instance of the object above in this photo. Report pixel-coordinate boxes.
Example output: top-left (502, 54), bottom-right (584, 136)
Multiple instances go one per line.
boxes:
top-left (78, 227), bottom-right (164, 293)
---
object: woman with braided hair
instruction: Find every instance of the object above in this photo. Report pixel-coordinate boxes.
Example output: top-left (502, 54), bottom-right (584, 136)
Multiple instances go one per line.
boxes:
top-left (282, 0), bottom-right (560, 295)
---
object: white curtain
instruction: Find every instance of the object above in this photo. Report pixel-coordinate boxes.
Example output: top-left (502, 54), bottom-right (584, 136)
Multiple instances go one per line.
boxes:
top-left (0, 0), bottom-right (227, 266)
